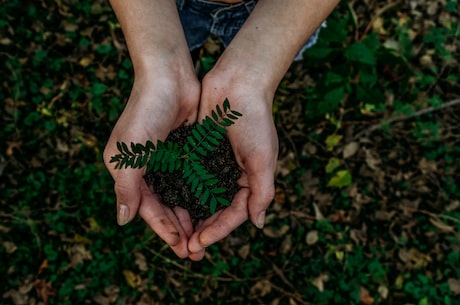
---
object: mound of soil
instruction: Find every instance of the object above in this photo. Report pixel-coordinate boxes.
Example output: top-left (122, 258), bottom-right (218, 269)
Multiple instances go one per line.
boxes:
top-left (144, 124), bottom-right (241, 220)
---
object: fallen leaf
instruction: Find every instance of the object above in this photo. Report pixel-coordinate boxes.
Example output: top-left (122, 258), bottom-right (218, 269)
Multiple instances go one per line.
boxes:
top-left (280, 234), bottom-right (292, 255)
top-left (359, 286), bottom-right (374, 305)
top-left (326, 157), bottom-right (341, 174)
top-left (37, 259), bottom-right (48, 276)
top-left (238, 244), bottom-right (250, 259)
top-left (325, 134), bottom-right (343, 151)
top-left (134, 252), bottom-right (148, 272)
top-left (2, 241), bottom-right (17, 254)
top-left (305, 230), bottom-right (319, 245)
top-left (343, 141), bottom-right (359, 159)
top-left (250, 280), bottom-right (272, 297)
top-left (263, 225), bottom-right (290, 238)
top-left (312, 273), bottom-right (328, 292)
top-left (378, 285), bottom-right (389, 300)
top-left (429, 217), bottom-right (455, 233)
top-left (122, 270), bottom-right (142, 289)
top-left (34, 279), bottom-right (57, 305)
top-left (327, 170), bottom-right (353, 188)
top-left (312, 203), bottom-right (325, 221)
top-left (448, 278), bottom-right (460, 295)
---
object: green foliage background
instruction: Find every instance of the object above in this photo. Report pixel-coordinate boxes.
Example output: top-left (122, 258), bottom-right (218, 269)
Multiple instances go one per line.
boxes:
top-left (1, 0), bottom-right (459, 304)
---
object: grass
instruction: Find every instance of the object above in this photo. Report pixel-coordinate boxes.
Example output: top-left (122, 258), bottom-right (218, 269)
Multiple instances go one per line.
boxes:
top-left (1, 0), bottom-right (459, 304)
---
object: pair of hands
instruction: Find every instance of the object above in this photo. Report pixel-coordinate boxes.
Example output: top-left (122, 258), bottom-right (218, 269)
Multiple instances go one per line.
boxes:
top-left (103, 61), bottom-right (278, 261)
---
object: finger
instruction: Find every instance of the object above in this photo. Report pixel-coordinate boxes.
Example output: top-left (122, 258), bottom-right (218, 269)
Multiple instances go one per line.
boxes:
top-left (112, 168), bottom-right (144, 226)
top-left (188, 188), bottom-right (250, 253)
top-left (173, 206), bottom-right (194, 238)
top-left (246, 167), bottom-right (275, 229)
top-left (188, 248), bottom-right (206, 261)
top-left (138, 186), bottom-right (190, 259)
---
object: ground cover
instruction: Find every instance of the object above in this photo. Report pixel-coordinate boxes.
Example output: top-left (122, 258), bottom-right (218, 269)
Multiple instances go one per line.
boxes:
top-left (0, 0), bottom-right (459, 304)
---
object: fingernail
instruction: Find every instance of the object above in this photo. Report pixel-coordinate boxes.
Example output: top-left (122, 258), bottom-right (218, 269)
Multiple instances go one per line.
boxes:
top-left (118, 204), bottom-right (130, 226)
top-left (256, 211), bottom-right (266, 229)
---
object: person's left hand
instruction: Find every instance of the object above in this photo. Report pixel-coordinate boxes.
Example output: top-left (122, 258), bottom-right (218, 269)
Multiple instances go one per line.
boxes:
top-left (187, 66), bottom-right (279, 261)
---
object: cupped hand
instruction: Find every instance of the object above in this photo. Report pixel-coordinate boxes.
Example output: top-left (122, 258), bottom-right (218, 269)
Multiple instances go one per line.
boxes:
top-left (103, 70), bottom-right (202, 259)
top-left (187, 69), bottom-right (279, 260)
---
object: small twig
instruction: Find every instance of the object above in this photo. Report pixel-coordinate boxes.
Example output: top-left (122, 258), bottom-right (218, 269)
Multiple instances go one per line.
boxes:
top-left (403, 207), bottom-right (460, 225)
top-left (146, 248), bottom-right (248, 282)
top-left (360, 0), bottom-right (403, 40)
top-left (353, 98), bottom-right (460, 140)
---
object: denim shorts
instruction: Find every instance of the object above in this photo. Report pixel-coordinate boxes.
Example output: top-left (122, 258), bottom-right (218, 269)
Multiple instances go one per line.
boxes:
top-left (176, 0), bottom-right (325, 61)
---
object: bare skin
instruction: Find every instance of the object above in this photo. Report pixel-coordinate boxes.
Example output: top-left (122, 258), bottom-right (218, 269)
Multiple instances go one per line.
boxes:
top-left (103, 0), bottom-right (339, 261)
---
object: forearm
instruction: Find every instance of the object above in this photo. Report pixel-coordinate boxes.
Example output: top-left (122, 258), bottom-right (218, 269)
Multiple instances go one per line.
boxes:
top-left (109, 0), bottom-right (193, 75)
top-left (215, 0), bottom-right (339, 94)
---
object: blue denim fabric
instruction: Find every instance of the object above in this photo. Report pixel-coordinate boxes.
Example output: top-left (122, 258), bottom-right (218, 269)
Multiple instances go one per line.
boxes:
top-left (176, 0), bottom-right (324, 61)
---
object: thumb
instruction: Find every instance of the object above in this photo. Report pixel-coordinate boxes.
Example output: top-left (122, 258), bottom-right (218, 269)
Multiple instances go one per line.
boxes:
top-left (243, 152), bottom-right (276, 229)
top-left (112, 168), bottom-right (143, 225)
top-left (247, 171), bottom-right (275, 229)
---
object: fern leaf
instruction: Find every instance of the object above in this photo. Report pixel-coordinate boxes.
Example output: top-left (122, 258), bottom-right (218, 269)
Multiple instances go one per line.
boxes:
top-left (201, 141), bottom-right (214, 152)
top-left (195, 183), bottom-right (204, 198)
top-left (121, 142), bottom-right (132, 156)
top-left (210, 130), bottom-right (225, 140)
top-left (231, 110), bottom-right (242, 117)
top-left (131, 142), bottom-right (141, 154)
top-left (196, 124), bottom-right (206, 136)
top-left (223, 98), bottom-right (230, 112)
top-left (205, 178), bottom-right (219, 186)
top-left (227, 113), bottom-right (238, 120)
top-left (201, 189), bottom-right (210, 206)
top-left (116, 142), bottom-right (123, 154)
top-left (209, 197), bottom-right (217, 213)
top-left (207, 135), bottom-right (220, 146)
top-left (140, 152), bottom-right (149, 168)
top-left (187, 136), bottom-right (197, 147)
top-left (191, 179), bottom-right (199, 193)
top-left (211, 187), bottom-right (226, 194)
top-left (196, 147), bottom-right (207, 157)
top-left (192, 129), bottom-right (202, 142)
top-left (168, 158), bottom-right (175, 172)
top-left (146, 140), bottom-right (155, 150)
top-left (216, 104), bottom-right (223, 118)
top-left (211, 110), bottom-right (218, 121)
top-left (219, 118), bottom-right (234, 127)
top-left (216, 197), bottom-right (230, 206)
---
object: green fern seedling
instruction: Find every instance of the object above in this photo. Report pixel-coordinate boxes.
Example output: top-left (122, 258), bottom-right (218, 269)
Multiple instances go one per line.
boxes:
top-left (110, 99), bottom-right (242, 215)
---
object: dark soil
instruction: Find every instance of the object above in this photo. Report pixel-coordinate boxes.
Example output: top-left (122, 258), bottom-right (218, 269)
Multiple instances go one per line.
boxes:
top-left (144, 124), bottom-right (241, 220)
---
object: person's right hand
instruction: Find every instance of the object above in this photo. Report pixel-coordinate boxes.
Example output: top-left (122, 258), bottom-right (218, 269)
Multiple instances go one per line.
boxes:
top-left (103, 68), bottom-right (202, 259)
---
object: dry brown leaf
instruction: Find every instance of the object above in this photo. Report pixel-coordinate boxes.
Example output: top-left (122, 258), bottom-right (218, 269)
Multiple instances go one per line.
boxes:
top-left (122, 270), bottom-right (142, 289)
top-left (250, 280), bottom-right (272, 297)
top-left (93, 294), bottom-right (110, 305)
top-left (3, 289), bottom-right (29, 305)
top-left (263, 225), bottom-right (289, 238)
top-left (34, 279), bottom-right (57, 305)
top-left (448, 278), bottom-right (460, 295)
top-left (280, 234), bottom-right (293, 255)
top-left (2, 241), bottom-right (17, 254)
top-left (312, 203), bottom-right (325, 221)
top-left (274, 187), bottom-right (286, 206)
top-left (312, 273), bottom-right (328, 292)
top-left (343, 141), bottom-right (360, 159)
top-left (429, 217), bottom-right (455, 233)
top-left (134, 252), bottom-right (148, 272)
top-left (305, 230), bottom-right (319, 245)
top-left (364, 148), bottom-right (381, 170)
top-left (359, 286), bottom-right (374, 305)
top-left (378, 285), bottom-right (389, 300)
top-left (37, 259), bottom-right (48, 276)
top-left (6, 141), bottom-right (22, 156)
top-left (238, 244), bottom-right (250, 260)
